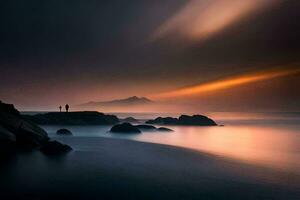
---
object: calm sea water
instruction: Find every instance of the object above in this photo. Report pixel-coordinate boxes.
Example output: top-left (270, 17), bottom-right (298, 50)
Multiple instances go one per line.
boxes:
top-left (42, 112), bottom-right (300, 173)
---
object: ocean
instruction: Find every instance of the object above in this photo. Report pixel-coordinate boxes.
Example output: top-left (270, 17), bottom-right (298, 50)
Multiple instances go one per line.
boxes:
top-left (41, 112), bottom-right (300, 174)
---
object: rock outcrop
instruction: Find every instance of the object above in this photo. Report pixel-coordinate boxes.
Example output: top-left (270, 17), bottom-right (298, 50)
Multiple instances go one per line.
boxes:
top-left (110, 123), bottom-right (141, 133)
top-left (0, 101), bottom-right (71, 155)
top-left (56, 128), bottom-right (73, 135)
top-left (24, 111), bottom-right (119, 125)
top-left (146, 115), bottom-right (217, 126)
top-left (40, 140), bottom-right (72, 155)
top-left (146, 117), bottom-right (178, 125)
top-left (0, 101), bottom-right (49, 152)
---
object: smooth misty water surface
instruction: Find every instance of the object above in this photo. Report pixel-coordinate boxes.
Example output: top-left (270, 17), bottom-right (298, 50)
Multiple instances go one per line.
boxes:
top-left (42, 112), bottom-right (300, 173)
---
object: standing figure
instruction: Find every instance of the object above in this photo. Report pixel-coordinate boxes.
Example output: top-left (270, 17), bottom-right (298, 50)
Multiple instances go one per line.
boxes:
top-left (59, 105), bottom-right (62, 112)
top-left (65, 104), bottom-right (69, 113)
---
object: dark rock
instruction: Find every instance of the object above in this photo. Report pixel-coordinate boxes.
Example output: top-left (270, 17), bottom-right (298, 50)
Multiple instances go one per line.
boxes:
top-left (135, 124), bottom-right (156, 130)
top-left (56, 128), bottom-right (72, 135)
top-left (121, 117), bottom-right (139, 123)
top-left (0, 125), bottom-right (16, 142)
top-left (40, 140), bottom-right (72, 155)
top-left (0, 102), bottom-right (71, 155)
top-left (178, 115), bottom-right (217, 126)
top-left (0, 101), bottom-right (20, 116)
top-left (157, 127), bottom-right (173, 132)
top-left (0, 101), bottom-right (49, 151)
top-left (146, 114), bottom-right (217, 126)
top-left (23, 111), bottom-right (119, 125)
top-left (146, 117), bottom-right (178, 125)
top-left (0, 125), bottom-right (17, 153)
top-left (110, 123), bottom-right (141, 133)
top-left (0, 101), bottom-right (72, 155)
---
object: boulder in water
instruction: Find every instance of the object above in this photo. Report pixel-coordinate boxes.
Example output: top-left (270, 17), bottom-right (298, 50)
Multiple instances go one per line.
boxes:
top-left (146, 117), bottom-right (178, 125)
top-left (110, 123), bottom-right (141, 133)
top-left (135, 124), bottom-right (156, 130)
top-left (178, 115), bottom-right (217, 126)
top-left (40, 140), bottom-right (72, 155)
top-left (157, 127), bottom-right (173, 132)
top-left (56, 128), bottom-right (72, 135)
top-left (146, 114), bottom-right (217, 126)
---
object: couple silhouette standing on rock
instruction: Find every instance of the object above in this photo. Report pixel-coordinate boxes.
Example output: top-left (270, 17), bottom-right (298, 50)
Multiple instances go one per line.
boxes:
top-left (59, 104), bottom-right (69, 112)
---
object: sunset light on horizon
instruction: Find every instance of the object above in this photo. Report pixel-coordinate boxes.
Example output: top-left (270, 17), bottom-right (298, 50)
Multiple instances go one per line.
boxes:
top-left (152, 67), bottom-right (300, 100)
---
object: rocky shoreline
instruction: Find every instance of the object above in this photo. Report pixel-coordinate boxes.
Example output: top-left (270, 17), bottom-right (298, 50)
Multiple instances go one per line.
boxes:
top-left (0, 101), bottom-right (71, 156)
top-left (23, 111), bottom-right (119, 125)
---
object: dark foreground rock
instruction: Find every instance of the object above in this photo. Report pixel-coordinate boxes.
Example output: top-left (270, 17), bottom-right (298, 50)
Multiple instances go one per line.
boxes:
top-left (0, 101), bottom-right (49, 152)
top-left (24, 111), bottom-right (119, 125)
top-left (110, 123), bottom-right (141, 133)
top-left (40, 140), bottom-right (72, 155)
top-left (146, 115), bottom-right (217, 126)
top-left (56, 128), bottom-right (73, 135)
top-left (0, 125), bottom-right (17, 153)
top-left (0, 100), bottom-right (71, 155)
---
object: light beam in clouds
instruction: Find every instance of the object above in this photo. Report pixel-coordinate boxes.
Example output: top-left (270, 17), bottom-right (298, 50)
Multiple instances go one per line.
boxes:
top-left (152, 0), bottom-right (278, 41)
top-left (152, 67), bottom-right (300, 99)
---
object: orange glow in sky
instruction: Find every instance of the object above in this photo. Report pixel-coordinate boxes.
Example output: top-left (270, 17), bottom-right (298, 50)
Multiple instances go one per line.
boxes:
top-left (152, 67), bottom-right (300, 99)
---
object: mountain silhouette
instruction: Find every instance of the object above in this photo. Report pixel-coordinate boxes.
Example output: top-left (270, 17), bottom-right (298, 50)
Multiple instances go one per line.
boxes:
top-left (78, 96), bottom-right (154, 108)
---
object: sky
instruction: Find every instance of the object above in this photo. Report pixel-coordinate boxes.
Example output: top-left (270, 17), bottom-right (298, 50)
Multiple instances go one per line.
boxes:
top-left (0, 0), bottom-right (300, 112)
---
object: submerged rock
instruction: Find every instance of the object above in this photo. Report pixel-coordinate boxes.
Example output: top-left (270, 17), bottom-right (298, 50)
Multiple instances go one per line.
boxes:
top-left (110, 123), bottom-right (141, 133)
top-left (40, 140), bottom-right (72, 155)
top-left (157, 127), bottom-right (173, 132)
top-left (135, 124), bottom-right (156, 130)
top-left (56, 128), bottom-right (72, 135)
top-left (146, 114), bottom-right (217, 126)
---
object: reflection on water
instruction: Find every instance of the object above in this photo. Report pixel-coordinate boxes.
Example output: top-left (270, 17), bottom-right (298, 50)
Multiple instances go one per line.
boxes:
top-left (155, 125), bottom-right (300, 172)
top-left (42, 112), bottom-right (300, 173)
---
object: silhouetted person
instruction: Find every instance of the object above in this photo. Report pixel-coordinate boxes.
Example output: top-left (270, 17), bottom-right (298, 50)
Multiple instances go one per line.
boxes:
top-left (65, 104), bottom-right (69, 113)
top-left (59, 105), bottom-right (62, 112)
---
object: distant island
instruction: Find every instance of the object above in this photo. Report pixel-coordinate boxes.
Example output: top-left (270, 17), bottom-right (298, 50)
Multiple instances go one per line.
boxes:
top-left (78, 96), bottom-right (154, 108)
